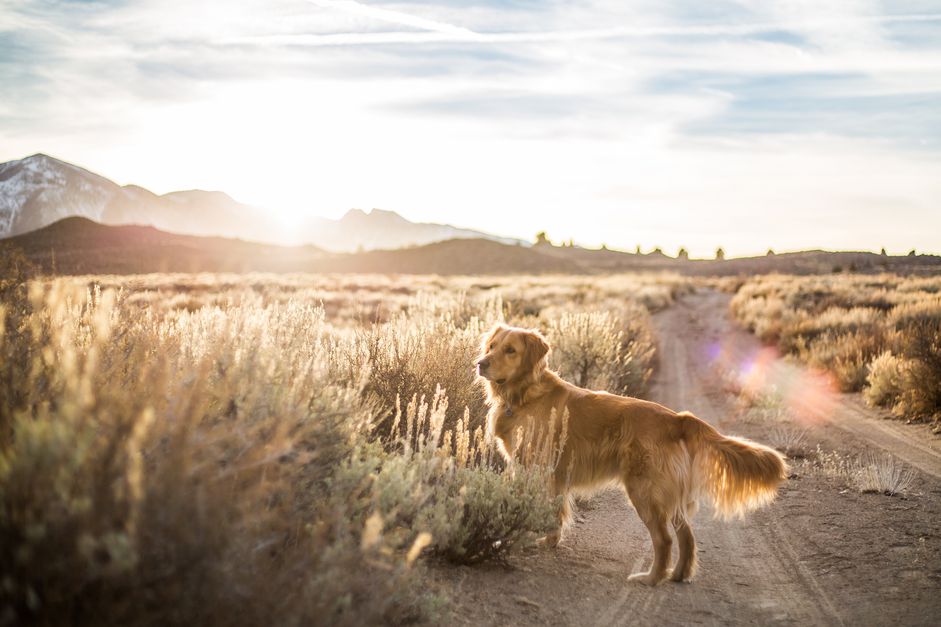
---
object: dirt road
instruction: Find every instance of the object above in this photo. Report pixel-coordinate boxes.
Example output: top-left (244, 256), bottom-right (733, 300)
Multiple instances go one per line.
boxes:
top-left (435, 290), bottom-right (941, 626)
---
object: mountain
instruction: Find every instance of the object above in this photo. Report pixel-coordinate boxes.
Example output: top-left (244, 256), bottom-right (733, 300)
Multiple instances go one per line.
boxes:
top-left (0, 153), bottom-right (525, 251)
top-left (306, 208), bottom-right (522, 253)
top-left (1, 153), bottom-right (117, 235)
top-left (5, 218), bottom-right (940, 277)
top-left (0, 154), bottom-right (275, 241)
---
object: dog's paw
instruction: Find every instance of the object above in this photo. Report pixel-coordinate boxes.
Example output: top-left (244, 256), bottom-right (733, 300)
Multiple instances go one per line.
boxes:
top-left (669, 569), bottom-right (692, 583)
top-left (628, 571), bottom-right (666, 586)
top-left (538, 530), bottom-right (561, 548)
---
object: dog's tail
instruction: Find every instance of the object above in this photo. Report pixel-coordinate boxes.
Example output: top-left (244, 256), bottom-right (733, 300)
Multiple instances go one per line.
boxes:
top-left (682, 413), bottom-right (788, 519)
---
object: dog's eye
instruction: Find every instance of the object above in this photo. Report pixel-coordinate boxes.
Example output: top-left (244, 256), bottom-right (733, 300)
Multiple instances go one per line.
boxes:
top-left (489, 344), bottom-right (495, 351)
top-left (505, 347), bottom-right (516, 354)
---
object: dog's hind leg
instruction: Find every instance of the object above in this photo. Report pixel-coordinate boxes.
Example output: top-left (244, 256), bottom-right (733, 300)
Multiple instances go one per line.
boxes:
top-left (626, 482), bottom-right (672, 586)
top-left (670, 507), bottom-right (697, 583)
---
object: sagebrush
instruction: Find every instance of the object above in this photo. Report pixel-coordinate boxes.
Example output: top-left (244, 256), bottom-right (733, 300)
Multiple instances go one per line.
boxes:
top-left (730, 274), bottom-right (941, 423)
top-left (0, 271), bottom-right (673, 625)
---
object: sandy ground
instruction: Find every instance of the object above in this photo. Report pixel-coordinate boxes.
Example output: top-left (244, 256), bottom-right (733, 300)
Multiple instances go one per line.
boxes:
top-left (430, 289), bottom-right (941, 627)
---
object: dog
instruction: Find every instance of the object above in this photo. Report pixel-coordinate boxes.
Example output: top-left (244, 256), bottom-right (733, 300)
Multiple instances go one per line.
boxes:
top-left (476, 323), bottom-right (788, 586)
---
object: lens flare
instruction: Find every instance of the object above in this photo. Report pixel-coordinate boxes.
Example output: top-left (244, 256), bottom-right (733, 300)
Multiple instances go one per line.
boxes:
top-left (711, 336), bottom-right (838, 427)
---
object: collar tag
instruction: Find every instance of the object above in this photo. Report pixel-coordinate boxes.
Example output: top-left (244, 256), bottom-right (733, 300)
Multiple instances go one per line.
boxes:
top-left (505, 405), bottom-right (513, 417)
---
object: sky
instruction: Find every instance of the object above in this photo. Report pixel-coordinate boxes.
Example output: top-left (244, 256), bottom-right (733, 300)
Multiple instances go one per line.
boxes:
top-left (1, 0), bottom-right (940, 257)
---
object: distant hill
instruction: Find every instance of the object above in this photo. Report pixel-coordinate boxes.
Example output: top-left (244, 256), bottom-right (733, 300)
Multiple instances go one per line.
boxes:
top-left (3, 217), bottom-right (325, 275)
top-left (305, 208), bottom-right (524, 252)
top-left (4, 218), bottom-right (940, 276)
top-left (0, 153), bottom-right (524, 251)
top-left (316, 238), bottom-right (580, 274)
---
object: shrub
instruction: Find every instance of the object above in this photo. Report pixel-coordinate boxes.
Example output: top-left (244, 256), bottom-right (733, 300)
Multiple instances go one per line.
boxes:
top-left (730, 292), bottom-right (786, 342)
top-left (798, 329), bottom-right (885, 392)
top-left (0, 248), bottom-right (40, 448)
top-left (0, 282), bottom-right (437, 626)
top-left (546, 306), bottom-right (655, 397)
top-left (855, 453), bottom-right (916, 496)
top-left (864, 351), bottom-right (905, 409)
top-left (890, 301), bottom-right (941, 421)
top-left (5, 273), bottom-right (649, 625)
top-left (731, 275), bottom-right (941, 421)
top-left (377, 391), bottom-right (561, 565)
top-left (778, 306), bottom-right (884, 355)
top-left (813, 447), bottom-right (914, 496)
top-left (767, 425), bottom-right (808, 458)
top-left (331, 301), bottom-right (491, 438)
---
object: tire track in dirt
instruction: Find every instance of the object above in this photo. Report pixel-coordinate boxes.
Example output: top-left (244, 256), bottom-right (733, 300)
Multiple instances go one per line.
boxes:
top-left (804, 398), bottom-right (941, 480)
top-left (642, 293), bottom-right (844, 626)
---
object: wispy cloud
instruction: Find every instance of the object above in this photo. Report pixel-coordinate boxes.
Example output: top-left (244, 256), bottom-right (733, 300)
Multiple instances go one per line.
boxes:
top-left (1, 0), bottom-right (940, 255)
top-left (226, 6), bottom-right (941, 47)
top-left (305, 0), bottom-right (477, 36)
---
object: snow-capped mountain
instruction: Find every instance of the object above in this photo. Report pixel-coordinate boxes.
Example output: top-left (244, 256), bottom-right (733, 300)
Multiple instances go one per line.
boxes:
top-left (0, 154), bottom-right (117, 236)
top-left (0, 154), bottom-right (270, 241)
top-left (0, 154), bottom-right (524, 251)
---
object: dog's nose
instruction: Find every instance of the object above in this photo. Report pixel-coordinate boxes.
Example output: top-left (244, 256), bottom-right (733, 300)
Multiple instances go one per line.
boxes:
top-left (477, 358), bottom-right (490, 370)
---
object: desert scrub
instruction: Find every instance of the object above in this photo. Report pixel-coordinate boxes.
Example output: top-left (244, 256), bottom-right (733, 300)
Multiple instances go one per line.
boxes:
top-left (888, 298), bottom-right (941, 421)
top-left (4, 273), bottom-right (637, 625)
top-left (342, 391), bottom-right (561, 565)
top-left (324, 279), bottom-right (662, 439)
top-left (813, 446), bottom-right (915, 496)
top-left (328, 295), bottom-right (496, 439)
top-left (0, 247), bottom-right (39, 447)
top-left (731, 275), bottom-right (941, 423)
top-left (720, 371), bottom-right (807, 457)
top-left (545, 305), bottom-right (656, 397)
top-left (864, 351), bottom-right (906, 409)
top-left (767, 425), bottom-right (809, 459)
top-left (0, 281), bottom-right (443, 626)
top-left (855, 452), bottom-right (917, 496)
top-left (76, 271), bottom-right (691, 320)
top-left (797, 328), bottom-right (887, 392)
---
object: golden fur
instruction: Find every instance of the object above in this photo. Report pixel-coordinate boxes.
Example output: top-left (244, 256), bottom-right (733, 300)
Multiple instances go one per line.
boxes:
top-left (476, 324), bottom-right (788, 586)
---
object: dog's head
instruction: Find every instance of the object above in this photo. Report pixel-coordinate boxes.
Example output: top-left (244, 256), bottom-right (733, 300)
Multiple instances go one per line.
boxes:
top-left (476, 324), bottom-right (550, 386)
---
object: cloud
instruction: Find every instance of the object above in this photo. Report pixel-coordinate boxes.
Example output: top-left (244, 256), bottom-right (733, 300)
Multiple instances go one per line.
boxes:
top-left (222, 6), bottom-right (941, 47)
top-left (202, 1), bottom-right (941, 148)
top-left (305, 0), bottom-right (476, 35)
top-left (1, 0), bottom-right (940, 254)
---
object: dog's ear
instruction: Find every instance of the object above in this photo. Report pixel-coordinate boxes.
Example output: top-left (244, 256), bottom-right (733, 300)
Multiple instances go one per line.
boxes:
top-left (522, 329), bottom-right (550, 372)
top-left (481, 323), bottom-right (507, 353)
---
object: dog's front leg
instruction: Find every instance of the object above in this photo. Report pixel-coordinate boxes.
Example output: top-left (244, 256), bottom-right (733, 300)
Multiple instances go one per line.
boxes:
top-left (543, 490), bottom-right (571, 548)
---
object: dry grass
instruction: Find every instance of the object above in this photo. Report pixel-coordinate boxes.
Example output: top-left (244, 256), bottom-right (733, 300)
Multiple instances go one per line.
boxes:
top-left (721, 370), bottom-right (808, 458)
top-left (730, 274), bottom-right (941, 423)
top-left (855, 452), bottom-right (917, 495)
top-left (813, 447), bottom-right (916, 496)
top-left (0, 269), bottom-right (680, 625)
top-left (767, 426), bottom-right (809, 459)
top-left (76, 271), bottom-right (692, 321)
top-left (546, 306), bottom-right (656, 395)
top-left (717, 316), bottom-right (918, 492)
top-left (864, 351), bottom-right (905, 408)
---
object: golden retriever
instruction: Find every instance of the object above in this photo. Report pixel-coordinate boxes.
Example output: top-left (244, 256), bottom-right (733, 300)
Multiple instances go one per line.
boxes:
top-left (476, 324), bottom-right (788, 586)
